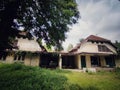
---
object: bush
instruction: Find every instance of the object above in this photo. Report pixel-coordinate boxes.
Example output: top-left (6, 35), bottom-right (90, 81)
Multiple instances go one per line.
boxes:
top-left (0, 63), bottom-right (101, 90)
top-left (114, 67), bottom-right (120, 79)
top-left (84, 86), bottom-right (99, 90)
top-left (69, 84), bottom-right (82, 90)
top-left (0, 63), bottom-right (68, 90)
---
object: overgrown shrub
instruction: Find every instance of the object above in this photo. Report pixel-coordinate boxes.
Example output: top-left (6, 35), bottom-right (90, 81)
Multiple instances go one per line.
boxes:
top-left (0, 63), bottom-right (68, 90)
top-left (85, 86), bottom-right (99, 90)
top-left (69, 84), bottom-right (83, 90)
top-left (0, 63), bottom-right (101, 90)
top-left (114, 67), bottom-right (120, 79)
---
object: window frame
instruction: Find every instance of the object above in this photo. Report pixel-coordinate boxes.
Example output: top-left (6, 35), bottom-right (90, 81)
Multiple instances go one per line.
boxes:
top-left (98, 45), bottom-right (111, 52)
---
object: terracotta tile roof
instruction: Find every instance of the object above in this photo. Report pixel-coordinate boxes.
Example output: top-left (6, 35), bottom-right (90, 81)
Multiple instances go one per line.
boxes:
top-left (86, 35), bottom-right (110, 42)
top-left (69, 35), bottom-right (113, 53)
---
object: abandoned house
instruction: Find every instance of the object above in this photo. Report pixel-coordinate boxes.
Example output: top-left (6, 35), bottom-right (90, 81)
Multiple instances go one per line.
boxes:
top-left (0, 34), bottom-right (120, 71)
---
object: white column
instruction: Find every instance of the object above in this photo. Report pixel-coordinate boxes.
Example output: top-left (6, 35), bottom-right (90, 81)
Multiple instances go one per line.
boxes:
top-left (58, 54), bottom-right (62, 69)
top-left (76, 55), bottom-right (81, 69)
top-left (86, 55), bottom-right (91, 68)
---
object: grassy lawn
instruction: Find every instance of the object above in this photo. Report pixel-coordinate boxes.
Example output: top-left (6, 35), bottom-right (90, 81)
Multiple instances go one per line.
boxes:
top-left (0, 63), bottom-right (120, 90)
top-left (62, 71), bottom-right (120, 90)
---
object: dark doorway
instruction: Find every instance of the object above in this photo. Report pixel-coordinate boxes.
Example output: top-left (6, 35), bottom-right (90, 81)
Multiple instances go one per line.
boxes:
top-left (62, 55), bottom-right (76, 69)
top-left (105, 56), bottom-right (115, 67)
top-left (40, 53), bottom-right (59, 68)
top-left (91, 56), bottom-right (100, 67)
top-left (81, 56), bottom-right (86, 68)
top-left (0, 51), bottom-right (8, 60)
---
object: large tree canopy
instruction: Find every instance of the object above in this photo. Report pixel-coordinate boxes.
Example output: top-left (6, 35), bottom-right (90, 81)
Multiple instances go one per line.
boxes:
top-left (0, 0), bottom-right (79, 50)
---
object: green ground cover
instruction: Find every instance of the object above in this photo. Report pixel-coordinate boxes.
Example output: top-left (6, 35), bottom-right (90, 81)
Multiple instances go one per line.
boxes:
top-left (64, 70), bottom-right (120, 90)
top-left (0, 63), bottom-right (120, 90)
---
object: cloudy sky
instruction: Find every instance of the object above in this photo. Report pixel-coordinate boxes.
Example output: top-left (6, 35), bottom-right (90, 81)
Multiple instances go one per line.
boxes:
top-left (63, 0), bottom-right (120, 50)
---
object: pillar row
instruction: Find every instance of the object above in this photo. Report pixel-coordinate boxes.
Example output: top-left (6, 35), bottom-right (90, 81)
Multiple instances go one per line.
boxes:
top-left (58, 54), bottom-right (62, 69)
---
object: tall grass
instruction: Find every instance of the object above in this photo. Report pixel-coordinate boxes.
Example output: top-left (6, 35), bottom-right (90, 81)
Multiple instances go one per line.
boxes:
top-left (65, 69), bottom-right (120, 90)
top-left (0, 63), bottom-right (120, 90)
top-left (0, 63), bottom-right (68, 90)
top-left (114, 67), bottom-right (120, 79)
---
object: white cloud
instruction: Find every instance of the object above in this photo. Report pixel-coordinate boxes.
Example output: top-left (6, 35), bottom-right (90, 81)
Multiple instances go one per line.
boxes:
top-left (97, 13), bottom-right (120, 31)
top-left (63, 0), bottom-right (120, 51)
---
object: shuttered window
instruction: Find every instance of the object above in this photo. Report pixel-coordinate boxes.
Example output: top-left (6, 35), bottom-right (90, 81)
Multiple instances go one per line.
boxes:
top-left (98, 45), bottom-right (111, 52)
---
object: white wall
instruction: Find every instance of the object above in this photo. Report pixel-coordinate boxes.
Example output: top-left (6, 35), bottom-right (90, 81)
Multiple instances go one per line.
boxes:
top-left (77, 41), bottom-right (117, 54)
top-left (78, 42), bottom-right (98, 53)
top-left (17, 38), bottom-right (41, 52)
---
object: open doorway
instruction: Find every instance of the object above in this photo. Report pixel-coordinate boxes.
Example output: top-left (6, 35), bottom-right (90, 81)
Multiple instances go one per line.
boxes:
top-left (40, 53), bottom-right (59, 68)
top-left (105, 56), bottom-right (115, 67)
top-left (91, 56), bottom-right (101, 67)
top-left (81, 56), bottom-right (86, 68)
top-left (62, 55), bottom-right (77, 69)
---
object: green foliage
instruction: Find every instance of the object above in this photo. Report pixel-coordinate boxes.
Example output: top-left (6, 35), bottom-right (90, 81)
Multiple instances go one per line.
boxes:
top-left (0, 63), bottom-right (86, 90)
top-left (87, 71), bottom-right (96, 75)
top-left (114, 67), bottom-right (120, 79)
top-left (14, 51), bottom-right (39, 57)
top-left (54, 69), bottom-right (71, 73)
top-left (0, 0), bottom-right (79, 50)
top-left (0, 63), bottom-right (68, 90)
top-left (79, 38), bottom-right (85, 42)
top-left (84, 86), bottom-right (99, 90)
top-left (114, 40), bottom-right (120, 54)
top-left (65, 71), bottom-right (120, 90)
top-left (115, 41), bottom-right (120, 48)
top-left (67, 44), bottom-right (73, 51)
top-left (0, 63), bottom-right (120, 90)
top-left (69, 84), bottom-right (82, 90)
top-left (25, 51), bottom-right (39, 57)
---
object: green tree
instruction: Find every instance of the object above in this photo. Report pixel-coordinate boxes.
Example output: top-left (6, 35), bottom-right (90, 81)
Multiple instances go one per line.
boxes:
top-left (67, 44), bottom-right (73, 51)
top-left (114, 40), bottom-right (120, 54)
top-left (79, 38), bottom-right (84, 42)
top-left (0, 0), bottom-right (79, 50)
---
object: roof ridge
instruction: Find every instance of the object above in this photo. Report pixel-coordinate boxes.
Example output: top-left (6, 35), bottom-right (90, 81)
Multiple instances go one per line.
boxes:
top-left (69, 35), bottom-right (111, 53)
top-left (86, 35), bottom-right (110, 42)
